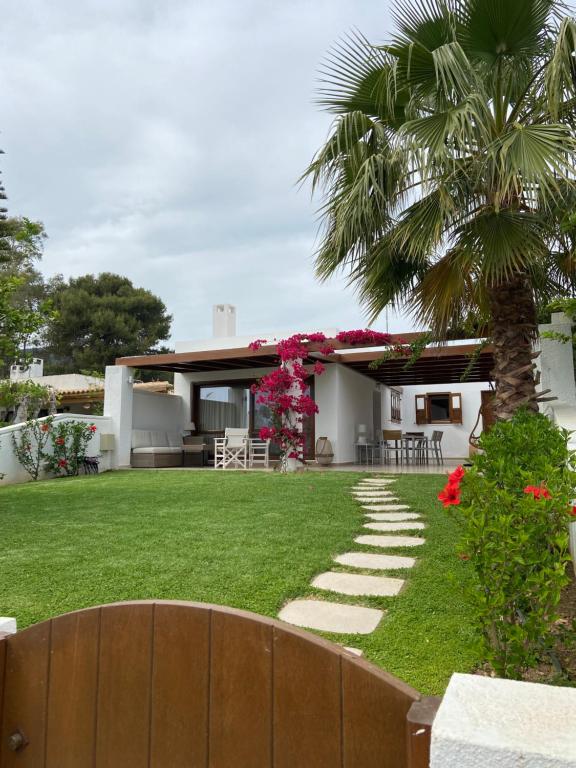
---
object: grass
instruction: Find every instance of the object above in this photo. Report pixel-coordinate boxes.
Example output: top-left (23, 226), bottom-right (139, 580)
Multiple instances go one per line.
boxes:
top-left (0, 469), bottom-right (481, 694)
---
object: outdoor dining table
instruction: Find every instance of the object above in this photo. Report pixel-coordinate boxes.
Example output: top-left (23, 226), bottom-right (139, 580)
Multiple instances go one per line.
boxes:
top-left (402, 434), bottom-right (429, 464)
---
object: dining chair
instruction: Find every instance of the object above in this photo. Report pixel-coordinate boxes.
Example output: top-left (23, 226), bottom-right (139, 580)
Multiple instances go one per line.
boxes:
top-left (381, 429), bottom-right (403, 464)
top-left (430, 430), bottom-right (444, 465)
top-left (214, 428), bottom-right (249, 469)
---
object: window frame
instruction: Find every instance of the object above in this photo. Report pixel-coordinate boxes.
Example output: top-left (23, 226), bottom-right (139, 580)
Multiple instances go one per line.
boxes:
top-left (390, 388), bottom-right (402, 423)
top-left (415, 392), bottom-right (463, 425)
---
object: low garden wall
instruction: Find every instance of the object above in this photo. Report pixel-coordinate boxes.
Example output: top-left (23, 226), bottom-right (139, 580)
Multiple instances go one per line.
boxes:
top-left (0, 414), bottom-right (113, 486)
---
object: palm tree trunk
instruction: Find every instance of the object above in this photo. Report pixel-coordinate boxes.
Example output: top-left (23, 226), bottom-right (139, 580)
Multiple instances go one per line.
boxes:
top-left (488, 274), bottom-right (540, 421)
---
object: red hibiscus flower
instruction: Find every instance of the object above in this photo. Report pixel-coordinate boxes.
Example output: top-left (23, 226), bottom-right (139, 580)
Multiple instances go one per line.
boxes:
top-left (55, 437), bottom-right (65, 446)
top-left (570, 505), bottom-right (576, 517)
top-left (40, 423), bottom-right (50, 432)
top-left (89, 425), bottom-right (97, 433)
top-left (58, 459), bottom-right (67, 468)
top-left (438, 483), bottom-right (461, 507)
top-left (524, 485), bottom-right (552, 500)
top-left (448, 466), bottom-right (465, 486)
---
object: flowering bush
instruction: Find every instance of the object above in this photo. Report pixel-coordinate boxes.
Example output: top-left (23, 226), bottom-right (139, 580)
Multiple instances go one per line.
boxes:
top-left (43, 421), bottom-right (97, 477)
top-left (250, 330), bottom-right (406, 470)
top-left (442, 410), bottom-right (575, 678)
top-left (11, 417), bottom-right (54, 480)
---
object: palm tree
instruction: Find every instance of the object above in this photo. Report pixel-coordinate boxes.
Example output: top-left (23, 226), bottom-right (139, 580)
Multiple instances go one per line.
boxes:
top-left (304, 0), bottom-right (576, 420)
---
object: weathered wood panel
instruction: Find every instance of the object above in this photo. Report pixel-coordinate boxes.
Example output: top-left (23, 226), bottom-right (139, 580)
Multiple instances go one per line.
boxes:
top-left (45, 608), bottom-right (100, 768)
top-left (273, 625), bottom-right (342, 768)
top-left (150, 602), bottom-right (210, 768)
top-left (0, 622), bottom-right (50, 768)
top-left (94, 603), bottom-right (153, 768)
top-left (209, 610), bottom-right (273, 768)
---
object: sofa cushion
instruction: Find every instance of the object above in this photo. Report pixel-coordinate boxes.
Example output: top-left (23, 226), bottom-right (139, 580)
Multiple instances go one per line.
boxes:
top-left (149, 430), bottom-right (169, 447)
top-left (166, 431), bottom-right (183, 448)
top-left (131, 446), bottom-right (182, 455)
top-left (132, 429), bottom-right (152, 449)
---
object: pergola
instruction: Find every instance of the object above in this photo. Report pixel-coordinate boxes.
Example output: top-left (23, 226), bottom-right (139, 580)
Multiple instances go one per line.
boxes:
top-left (116, 333), bottom-right (494, 386)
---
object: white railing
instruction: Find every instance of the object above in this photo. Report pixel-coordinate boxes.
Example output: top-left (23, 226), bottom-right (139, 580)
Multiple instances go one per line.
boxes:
top-left (0, 414), bottom-right (113, 486)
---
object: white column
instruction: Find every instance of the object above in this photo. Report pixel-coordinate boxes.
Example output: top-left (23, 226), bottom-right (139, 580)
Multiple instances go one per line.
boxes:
top-left (431, 673), bottom-right (576, 767)
top-left (538, 312), bottom-right (576, 406)
top-left (104, 365), bottom-right (134, 469)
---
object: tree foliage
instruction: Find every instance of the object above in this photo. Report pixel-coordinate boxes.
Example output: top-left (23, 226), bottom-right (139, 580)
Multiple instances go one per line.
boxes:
top-left (304, 0), bottom-right (576, 418)
top-left (44, 272), bottom-right (172, 373)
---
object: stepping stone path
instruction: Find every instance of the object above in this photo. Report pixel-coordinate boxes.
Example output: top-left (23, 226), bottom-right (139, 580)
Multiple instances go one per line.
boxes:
top-left (279, 476), bottom-right (427, 637)
top-left (364, 521), bottom-right (426, 532)
top-left (335, 552), bottom-right (416, 570)
top-left (278, 600), bottom-right (383, 634)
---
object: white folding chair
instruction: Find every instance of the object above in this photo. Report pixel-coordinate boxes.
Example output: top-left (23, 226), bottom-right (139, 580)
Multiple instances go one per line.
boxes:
top-left (249, 438), bottom-right (270, 468)
top-left (214, 428), bottom-right (249, 469)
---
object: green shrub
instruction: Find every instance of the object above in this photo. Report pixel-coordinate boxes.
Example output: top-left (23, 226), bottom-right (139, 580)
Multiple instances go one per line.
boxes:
top-left (43, 420), bottom-right (97, 477)
top-left (11, 417), bottom-right (54, 481)
top-left (444, 410), bottom-right (575, 678)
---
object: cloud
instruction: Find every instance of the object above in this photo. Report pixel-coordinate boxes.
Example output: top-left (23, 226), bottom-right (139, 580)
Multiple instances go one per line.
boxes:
top-left (0, 0), bottom-right (412, 343)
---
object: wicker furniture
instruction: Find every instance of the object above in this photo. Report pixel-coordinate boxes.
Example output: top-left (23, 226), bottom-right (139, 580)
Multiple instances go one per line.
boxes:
top-left (130, 429), bottom-right (183, 468)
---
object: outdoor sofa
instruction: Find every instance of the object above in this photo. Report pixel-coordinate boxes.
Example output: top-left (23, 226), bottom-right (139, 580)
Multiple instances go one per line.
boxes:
top-left (130, 429), bottom-right (184, 468)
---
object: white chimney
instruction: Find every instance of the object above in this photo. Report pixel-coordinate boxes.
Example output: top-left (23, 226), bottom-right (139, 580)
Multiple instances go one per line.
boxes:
top-left (212, 304), bottom-right (237, 338)
top-left (10, 358), bottom-right (44, 382)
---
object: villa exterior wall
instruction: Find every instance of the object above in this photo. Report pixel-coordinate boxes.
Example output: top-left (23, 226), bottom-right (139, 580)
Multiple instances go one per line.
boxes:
top-left (315, 363), bottom-right (379, 464)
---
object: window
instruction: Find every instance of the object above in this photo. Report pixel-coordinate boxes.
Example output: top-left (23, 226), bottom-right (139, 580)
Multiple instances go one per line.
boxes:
top-left (415, 392), bottom-right (462, 425)
top-left (390, 389), bottom-right (402, 423)
top-left (191, 378), bottom-right (317, 458)
top-left (195, 383), bottom-right (251, 433)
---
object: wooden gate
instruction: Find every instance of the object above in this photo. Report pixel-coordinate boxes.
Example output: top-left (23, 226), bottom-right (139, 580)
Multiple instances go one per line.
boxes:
top-left (0, 601), bottom-right (436, 768)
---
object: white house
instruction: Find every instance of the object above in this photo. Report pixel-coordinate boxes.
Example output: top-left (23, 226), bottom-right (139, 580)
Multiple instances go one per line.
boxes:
top-left (102, 303), bottom-right (575, 469)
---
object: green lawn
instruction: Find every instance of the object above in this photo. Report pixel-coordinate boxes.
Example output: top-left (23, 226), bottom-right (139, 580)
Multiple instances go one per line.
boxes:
top-left (0, 470), bottom-right (480, 694)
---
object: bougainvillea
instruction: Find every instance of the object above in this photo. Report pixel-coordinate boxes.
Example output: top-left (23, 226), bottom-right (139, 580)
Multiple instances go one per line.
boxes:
top-left (250, 330), bottom-right (406, 471)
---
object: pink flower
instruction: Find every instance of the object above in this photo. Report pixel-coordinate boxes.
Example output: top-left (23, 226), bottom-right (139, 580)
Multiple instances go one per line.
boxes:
top-left (89, 425), bottom-right (97, 433)
top-left (313, 361), bottom-right (325, 376)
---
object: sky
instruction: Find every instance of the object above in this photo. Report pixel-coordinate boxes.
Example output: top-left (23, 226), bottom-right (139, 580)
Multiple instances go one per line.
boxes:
top-left (0, 0), bottom-right (413, 344)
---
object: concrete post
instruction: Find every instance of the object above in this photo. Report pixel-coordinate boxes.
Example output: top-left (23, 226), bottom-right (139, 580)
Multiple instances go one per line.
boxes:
top-left (538, 312), bottom-right (576, 406)
top-left (430, 673), bottom-right (576, 767)
top-left (103, 365), bottom-right (134, 469)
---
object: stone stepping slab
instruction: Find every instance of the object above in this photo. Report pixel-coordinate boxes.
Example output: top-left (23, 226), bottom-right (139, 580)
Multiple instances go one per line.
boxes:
top-left (365, 512), bottom-right (421, 521)
top-left (312, 571), bottom-right (404, 597)
top-left (364, 521), bottom-right (426, 532)
top-left (352, 487), bottom-right (396, 493)
top-left (361, 504), bottom-right (410, 512)
top-left (352, 491), bottom-right (396, 497)
top-left (278, 600), bottom-right (384, 635)
top-left (359, 480), bottom-right (396, 485)
top-left (355, 498), bottom-right (401, 504)
top-left (343, 646), bottom-right (363, 657)
top-left (355, 535), bottom-right (426, 548)
top-left (335, 552), bottom-right (417, 570)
